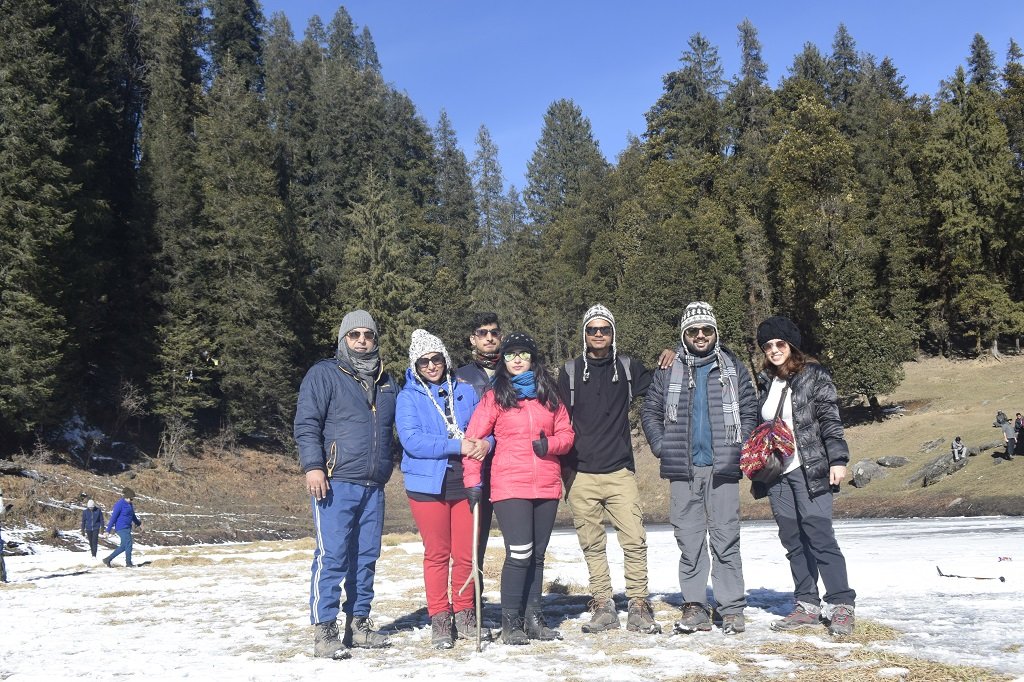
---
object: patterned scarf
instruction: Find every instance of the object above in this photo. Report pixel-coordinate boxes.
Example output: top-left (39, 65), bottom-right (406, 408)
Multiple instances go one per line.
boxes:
top-left (474, 350), bottom-right (500, 371)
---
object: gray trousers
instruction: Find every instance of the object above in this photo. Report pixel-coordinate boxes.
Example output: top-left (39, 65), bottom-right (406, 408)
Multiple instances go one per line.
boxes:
top-left (669, 467), bottom-right (746, 615)
top-left (767, 465), bottom-right (855, 606)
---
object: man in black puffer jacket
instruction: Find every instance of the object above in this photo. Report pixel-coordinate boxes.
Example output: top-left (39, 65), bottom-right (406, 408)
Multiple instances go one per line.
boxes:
top-left (641, 302), bottom-right (758, 636)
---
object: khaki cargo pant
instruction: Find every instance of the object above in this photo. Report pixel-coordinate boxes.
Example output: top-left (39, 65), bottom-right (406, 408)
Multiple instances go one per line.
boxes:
top-left (566, 468), bottom-right (650, 600)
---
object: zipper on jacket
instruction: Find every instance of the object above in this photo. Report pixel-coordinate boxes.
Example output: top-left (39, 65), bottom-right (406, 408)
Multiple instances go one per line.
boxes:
top-left (529, 400), bottom-right (538, 498)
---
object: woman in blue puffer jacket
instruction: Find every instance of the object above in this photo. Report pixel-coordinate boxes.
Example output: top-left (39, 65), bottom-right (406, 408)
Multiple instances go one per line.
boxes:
top-left (396, 329), bottom-right (491, 650)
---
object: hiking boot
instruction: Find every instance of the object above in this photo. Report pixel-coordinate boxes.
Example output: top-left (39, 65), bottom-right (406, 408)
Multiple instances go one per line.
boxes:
top-left (345, 615), bottom-right (390, 649)
top-left (721, 613), bottom-right (745, 635)
top-left (770, 601), bottom-right (822, 632)
top-left (673, 602), bottom-right (711, 634)
top-left (582, 597), bottom-right (620, 633)
top-left (826, 604), bottom-right (855, 637)
top-left (430, 611), bottom-right (454, 650)
top-left (453, 608), bottom-right (493, 642)
top-left (501, 609), bottom-right (529, 645)
top-left (102, 558), bottom-right (112, 568)
top-left (626, 598), bottom-right (662, 634)
top-left (313, 620), bottom-right (351, 660)
top-left (524, 606), bottom-right (562, 640)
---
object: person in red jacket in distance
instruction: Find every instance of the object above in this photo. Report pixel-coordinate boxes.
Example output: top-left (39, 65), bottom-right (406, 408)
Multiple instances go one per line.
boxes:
top-left (463, 332), bottom-right (574, 645)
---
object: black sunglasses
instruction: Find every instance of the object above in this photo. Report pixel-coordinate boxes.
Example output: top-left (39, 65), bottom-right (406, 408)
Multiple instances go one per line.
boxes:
top-left (346, 330), bottom-right (377, 341)
top-left (415, 354), bottom-right (446, 369)
top-left (684, 326), bottom-right (716, 339)
top-left (473, 328), bottom-right (502, 338)
top-left (585, 325), bottom-right (613, 337)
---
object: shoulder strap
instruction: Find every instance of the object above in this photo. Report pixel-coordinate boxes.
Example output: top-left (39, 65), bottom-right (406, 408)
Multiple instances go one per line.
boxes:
top-left (773, 382), bottom-right (790, 420)
top-left (564, 359), bottom-right (576, 409)
top-left (619, 355), bottom-right (633, 401)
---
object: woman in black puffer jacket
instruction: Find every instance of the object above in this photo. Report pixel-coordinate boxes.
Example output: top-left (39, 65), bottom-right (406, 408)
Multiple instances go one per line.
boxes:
top-left (753, 316), bottom-right (857, 637)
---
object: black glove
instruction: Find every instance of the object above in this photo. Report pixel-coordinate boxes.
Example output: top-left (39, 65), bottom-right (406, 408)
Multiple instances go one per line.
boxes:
top-left (532, 430), bottom-right (549, 458)
top-left (466, 486), bottom-right (482, 511)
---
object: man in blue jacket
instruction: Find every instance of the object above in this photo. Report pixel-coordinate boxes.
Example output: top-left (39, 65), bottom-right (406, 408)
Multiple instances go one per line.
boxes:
top-left (294, 310), bottom-right (398, 660)
top-left (81, 499), bottom-right (105, 558)
top-left (104, 488), bottom-right (142, 567)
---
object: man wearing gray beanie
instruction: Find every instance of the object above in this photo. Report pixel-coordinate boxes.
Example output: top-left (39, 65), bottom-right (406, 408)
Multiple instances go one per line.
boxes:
top-left (294, 309), bottom-right (397, 659)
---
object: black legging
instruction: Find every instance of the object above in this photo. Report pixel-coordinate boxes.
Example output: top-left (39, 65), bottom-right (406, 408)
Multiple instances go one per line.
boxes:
top-left (493, 498), bottom-right (559, 612)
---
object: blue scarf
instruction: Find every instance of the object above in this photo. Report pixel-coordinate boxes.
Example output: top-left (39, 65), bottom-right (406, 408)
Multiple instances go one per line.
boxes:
top-left (510, 371), bottom-right (537, 399)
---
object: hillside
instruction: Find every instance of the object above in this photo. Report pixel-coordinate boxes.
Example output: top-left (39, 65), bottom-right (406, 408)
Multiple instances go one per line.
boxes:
top-left (1, 355), bottom-right (1022, 549)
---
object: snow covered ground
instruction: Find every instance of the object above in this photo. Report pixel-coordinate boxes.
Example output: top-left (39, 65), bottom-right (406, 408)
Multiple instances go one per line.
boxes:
top-left (2, 516), bottom-right (1022, 681)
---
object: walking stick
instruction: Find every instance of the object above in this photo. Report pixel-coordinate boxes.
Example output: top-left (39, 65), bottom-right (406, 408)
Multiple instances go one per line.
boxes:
top-left (458, 499), bottom-right (483, 652)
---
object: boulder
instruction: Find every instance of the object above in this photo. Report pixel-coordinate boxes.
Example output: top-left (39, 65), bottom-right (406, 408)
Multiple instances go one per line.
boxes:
top-left (876, 456), bottom-right (909, 468)
top-left (920, 438), bottom-right (945, 453)
top-left (850, 459), bottom-right (886, 488)
top-left (907, 452), bottom-right (968, 488)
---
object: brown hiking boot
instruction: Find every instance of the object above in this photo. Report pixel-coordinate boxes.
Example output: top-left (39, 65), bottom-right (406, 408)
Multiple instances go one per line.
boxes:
top-left (721, 613), bottom-right (745, 635)
top-left (626, 598), bottom-right (662, 634)
top-left (582, 597), bottom-right (620, 633)
top-left (770, 601), bottom-right (822, 632)
top-left (673, 602), bottom-right (711, 634)
top-left (453, 608), bottom-right (493, 642)
top-left (430, 611), bottom-right (454, 649)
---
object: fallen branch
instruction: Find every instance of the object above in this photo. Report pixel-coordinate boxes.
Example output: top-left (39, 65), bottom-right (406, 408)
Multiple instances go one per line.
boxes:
top-left (936, 565), bottom-right (1006, 582)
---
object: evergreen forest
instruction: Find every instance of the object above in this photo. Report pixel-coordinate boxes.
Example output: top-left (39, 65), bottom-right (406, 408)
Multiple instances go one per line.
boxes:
top-left (2, 1), bottom-right (1023, 458)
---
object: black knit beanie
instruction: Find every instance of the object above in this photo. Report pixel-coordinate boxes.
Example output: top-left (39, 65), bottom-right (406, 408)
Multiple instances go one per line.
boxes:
top-left (499, 332), bottom-right (539, 357)
top-left (756, 316), bottom-right (802, 350)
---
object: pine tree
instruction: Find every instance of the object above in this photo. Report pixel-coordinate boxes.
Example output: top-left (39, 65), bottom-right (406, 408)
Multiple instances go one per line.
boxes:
top-left (195, 58), bottom-right (299, 438)
top-left (967, 33), bottom-right (999, 92)
top-left (826, 24), bottom-right (860, 109)
top-left (0, 0), bottom-right (74, 438)
top-left (470, 124), bottom-right (505, 247)
top-left (208, 0), bottom-right (265, 90)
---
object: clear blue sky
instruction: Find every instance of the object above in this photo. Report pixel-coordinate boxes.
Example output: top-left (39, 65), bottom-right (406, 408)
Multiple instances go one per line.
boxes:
top-left (260, 0), bottom-right (1024, 191)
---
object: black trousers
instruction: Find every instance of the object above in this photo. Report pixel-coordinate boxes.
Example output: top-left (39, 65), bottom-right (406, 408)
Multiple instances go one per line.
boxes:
top-left (85, 529), bottom-right (100, 556)
top-left (493, 498), bottom-right (559, 612)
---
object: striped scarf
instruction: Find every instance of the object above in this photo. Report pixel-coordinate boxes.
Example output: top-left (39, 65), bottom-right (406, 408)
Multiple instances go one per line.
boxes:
top-left (665, 345), bottom-right (743, 444)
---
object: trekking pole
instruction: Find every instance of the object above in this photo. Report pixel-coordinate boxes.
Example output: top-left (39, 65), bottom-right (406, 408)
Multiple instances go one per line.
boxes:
top-left (457, 500), bottom-right (484, 652)
top-left (936, 565), bottom-right (1006, 582)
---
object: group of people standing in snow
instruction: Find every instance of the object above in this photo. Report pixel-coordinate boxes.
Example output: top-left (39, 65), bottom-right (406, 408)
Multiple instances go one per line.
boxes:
top-left (293, 303), bottom-right (857, 660)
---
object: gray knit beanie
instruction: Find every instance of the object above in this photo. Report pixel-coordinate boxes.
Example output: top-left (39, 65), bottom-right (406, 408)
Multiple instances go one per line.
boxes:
top-left (581, 304), bottom-right (619, 383)
top-left (337, 309), bottom-right (378, 351)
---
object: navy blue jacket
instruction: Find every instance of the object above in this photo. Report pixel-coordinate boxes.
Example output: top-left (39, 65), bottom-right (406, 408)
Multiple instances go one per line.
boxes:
top-left (396, 369), bottom-right (485, 495)
top-left (294, 357), bottom-right (398, 487)
top-left (81, 507), bottom-right (104, 532)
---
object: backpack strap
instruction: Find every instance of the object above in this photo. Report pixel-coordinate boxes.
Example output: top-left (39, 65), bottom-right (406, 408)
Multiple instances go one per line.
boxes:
top-left (619, 355), bottom-right (633, 402)
top-left (564, 359), bottom-right (577, 410)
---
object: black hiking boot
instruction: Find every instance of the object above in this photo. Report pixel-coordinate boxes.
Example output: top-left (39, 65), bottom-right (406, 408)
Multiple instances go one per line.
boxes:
top-left (582, 597), bottom-right (620, 633)
top-left (313, 620), bottom-right (351, 660)
top-left (501, 609), bottom-right (529, 645)
top-left (524, 606), bottom-right (562, 640)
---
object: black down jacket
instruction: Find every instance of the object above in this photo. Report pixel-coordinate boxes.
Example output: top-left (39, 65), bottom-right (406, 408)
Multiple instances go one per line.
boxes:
top-left (754, 362), bottom-right (850, 498)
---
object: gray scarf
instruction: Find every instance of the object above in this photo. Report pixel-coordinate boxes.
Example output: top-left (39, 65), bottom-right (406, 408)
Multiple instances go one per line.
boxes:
top-left (338, 346), bottom-right (381, 403)
top-left (665, 343), bottom-right (743, 444)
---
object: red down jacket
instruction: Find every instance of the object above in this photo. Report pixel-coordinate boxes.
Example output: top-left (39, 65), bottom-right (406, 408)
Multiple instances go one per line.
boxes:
top-left (463, 392), bottom-right (574, 502)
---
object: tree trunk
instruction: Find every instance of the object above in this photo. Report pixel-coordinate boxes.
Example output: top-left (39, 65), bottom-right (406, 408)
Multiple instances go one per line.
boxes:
top-left (991, 336), bottom-right (1003, 360)
top-left (868, 394), bottom-right (884, 422)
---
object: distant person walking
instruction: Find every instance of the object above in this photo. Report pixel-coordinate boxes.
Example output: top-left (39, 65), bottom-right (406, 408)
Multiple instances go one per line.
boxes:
top-left (558, 304), bottom-right (660, 635)
top-left (641, 302), bottom-right (758, 636)
top-left (753, 316), bottom-right (856, 637)
top-left (104, 488), bottom-right (142, 568)
top-left (950, 437), bottom-right (966, 462)
top-left (396, 329), bottom-right (491, 649)
top-left (464, 332), bottom-right (575, 645)
top-left (1015, 413), bottom-right (1024, 456)
top-left (81, 499), bottom-right (105, 558)
top-left (294, 310), bottom-right (397, 659)
top-left (0, 487), bottom-right (9, 582)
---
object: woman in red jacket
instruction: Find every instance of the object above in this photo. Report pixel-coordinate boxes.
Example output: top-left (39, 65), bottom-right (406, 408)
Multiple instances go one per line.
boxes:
top-left (464, 332), bottom-right (574, 645)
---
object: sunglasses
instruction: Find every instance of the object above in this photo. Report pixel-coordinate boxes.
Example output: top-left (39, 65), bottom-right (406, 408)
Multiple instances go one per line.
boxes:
top-left (503, 351), bottom-right (531, 362)
top-left (762, 340), bottom-right (789, 352)
top-left (415, 354), bottom-right (446, 369)
top-left (684, 326), bottom-right (716, 339)
top-left (585, 325), bottom-right (613, 337)
top-left (473, 328), bottom-right (502, 338)
top-left (346, 330), bottom-right (377, 341)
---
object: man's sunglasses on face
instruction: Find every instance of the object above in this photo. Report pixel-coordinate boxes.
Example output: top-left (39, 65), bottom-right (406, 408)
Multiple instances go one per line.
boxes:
top-left (473, 328), bottom-right (502, 338)
top-left (585, 325), bottom-right (612, 337)
top-left (346, 330), bottom-right (377, 341)
top-left (684, 326), bottom-right (716, 339)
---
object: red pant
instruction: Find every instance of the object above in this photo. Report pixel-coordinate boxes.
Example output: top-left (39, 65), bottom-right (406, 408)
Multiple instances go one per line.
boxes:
top-left (408, 498), bottom-right (475, 616)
